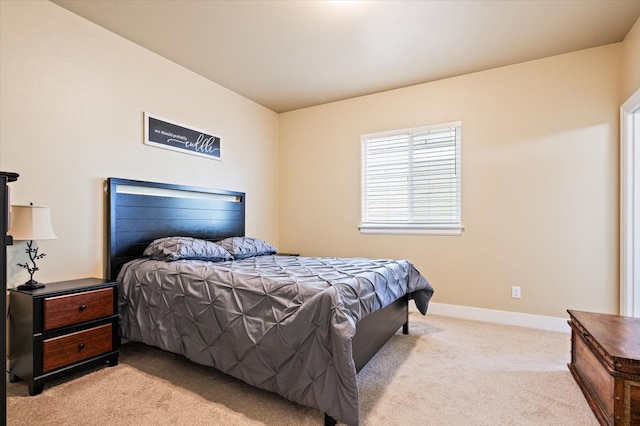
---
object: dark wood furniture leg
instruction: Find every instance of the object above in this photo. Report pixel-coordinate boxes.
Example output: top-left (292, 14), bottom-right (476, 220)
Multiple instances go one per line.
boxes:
top-left (324, 413), bottom-right (337, 426)
top-left (28, 383), bottom-right (44, 397)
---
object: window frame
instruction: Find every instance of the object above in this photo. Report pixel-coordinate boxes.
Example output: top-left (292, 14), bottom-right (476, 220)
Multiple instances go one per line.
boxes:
top-left (359, 121), bottom-right (463, 236)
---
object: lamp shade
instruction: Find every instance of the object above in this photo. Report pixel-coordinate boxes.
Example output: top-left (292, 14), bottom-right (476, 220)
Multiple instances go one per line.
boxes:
top-left (8, 204), bottom-right (57, 241)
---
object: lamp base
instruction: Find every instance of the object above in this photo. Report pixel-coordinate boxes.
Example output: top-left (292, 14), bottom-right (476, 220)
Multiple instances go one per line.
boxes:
top-left (17, 280), bottom-right (45, 291)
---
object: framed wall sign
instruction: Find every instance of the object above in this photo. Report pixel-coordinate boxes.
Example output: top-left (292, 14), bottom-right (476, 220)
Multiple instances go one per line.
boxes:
top-left (143, 112), bottom-right (221, 160)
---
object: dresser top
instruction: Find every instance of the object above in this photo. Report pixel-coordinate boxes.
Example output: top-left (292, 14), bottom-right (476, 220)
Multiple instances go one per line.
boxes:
top-left (568, 309), bottom-right (640, 363)
top-left (9, 278), bottom-right (118, 298)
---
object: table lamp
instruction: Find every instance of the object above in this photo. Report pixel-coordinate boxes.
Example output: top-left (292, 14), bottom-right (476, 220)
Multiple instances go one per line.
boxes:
top-left (8, 203), bottom-right (57, 290)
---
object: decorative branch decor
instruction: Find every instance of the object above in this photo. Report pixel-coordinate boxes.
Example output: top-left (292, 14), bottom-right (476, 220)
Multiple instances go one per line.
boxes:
top-left (17, 240), bottom-right (46, 288)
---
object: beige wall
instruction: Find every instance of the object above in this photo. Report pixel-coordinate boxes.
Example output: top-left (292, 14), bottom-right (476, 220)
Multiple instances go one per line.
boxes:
top-left (0, 1), bottom-right (280, 286)
top-left (279, 45), bottom-right (622, 318)
top-left (1, 1), bottom-right (634, 320)
top-left (622, 17), bottom-right (640, 100)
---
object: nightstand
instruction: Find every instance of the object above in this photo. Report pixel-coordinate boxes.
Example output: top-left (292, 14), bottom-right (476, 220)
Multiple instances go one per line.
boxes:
top-left (9, 277), bottom-right (120, 395)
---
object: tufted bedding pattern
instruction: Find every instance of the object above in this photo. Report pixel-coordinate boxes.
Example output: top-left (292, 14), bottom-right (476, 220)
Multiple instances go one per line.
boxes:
top-left (118, 255), bottom-right (434, 425)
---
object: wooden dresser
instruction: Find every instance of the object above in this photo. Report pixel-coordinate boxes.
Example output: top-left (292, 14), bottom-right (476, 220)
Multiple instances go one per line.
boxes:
top-left (9, 278), bottom-right (119, 395)
top-left (568, 310), bottom-right (640, 426)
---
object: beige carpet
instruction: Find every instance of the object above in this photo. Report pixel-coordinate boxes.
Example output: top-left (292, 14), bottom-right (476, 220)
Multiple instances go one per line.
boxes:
top-left (7, 313), bottom-right (599, 425)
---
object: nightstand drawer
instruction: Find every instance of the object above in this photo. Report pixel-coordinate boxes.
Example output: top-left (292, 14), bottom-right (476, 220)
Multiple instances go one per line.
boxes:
top-left (42, 324), bottom-right (113, 372)
top-left (44, 287), bottom-right (114, 330)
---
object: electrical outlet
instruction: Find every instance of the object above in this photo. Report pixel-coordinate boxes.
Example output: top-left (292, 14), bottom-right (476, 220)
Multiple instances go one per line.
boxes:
top-left (511, 286), bottom-right (521, 299)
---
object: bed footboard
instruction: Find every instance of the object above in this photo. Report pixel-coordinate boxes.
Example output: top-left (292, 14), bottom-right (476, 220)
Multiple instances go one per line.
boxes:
top-left (352, 294), bottom-right (409, 372)
top-left (325, 296), bottom-right (409, 424)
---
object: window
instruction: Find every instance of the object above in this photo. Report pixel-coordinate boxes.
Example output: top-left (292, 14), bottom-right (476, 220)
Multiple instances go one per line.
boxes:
top-left (360, 121), bottom-right (462, 235)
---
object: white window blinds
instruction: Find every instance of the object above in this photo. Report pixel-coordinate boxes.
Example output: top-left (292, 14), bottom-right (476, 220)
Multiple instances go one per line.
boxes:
top-left (360, 122), bottom-right (462, 235)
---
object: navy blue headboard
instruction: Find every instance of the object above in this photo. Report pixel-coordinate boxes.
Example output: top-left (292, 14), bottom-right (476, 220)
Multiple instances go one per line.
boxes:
top-left (106, 177), bottom-right (245, 280)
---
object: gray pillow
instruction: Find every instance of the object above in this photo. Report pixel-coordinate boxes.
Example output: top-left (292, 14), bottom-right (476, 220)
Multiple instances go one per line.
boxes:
top-left (215, 237), bottom-right (277, 259)
top-left (144, 237), bottom-right (233, 262)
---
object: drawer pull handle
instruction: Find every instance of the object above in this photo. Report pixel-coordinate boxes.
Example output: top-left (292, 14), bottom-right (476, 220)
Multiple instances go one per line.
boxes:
top-left (582, 332), bottom-right (590, 339)
top-left (78, 343), bottom-right (85, 351)
top-left (79, 304), bottom-right (86, 312)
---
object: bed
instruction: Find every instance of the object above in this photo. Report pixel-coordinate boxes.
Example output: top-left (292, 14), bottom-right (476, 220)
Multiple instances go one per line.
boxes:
top-left (106, 177), bottom-right (434, 426)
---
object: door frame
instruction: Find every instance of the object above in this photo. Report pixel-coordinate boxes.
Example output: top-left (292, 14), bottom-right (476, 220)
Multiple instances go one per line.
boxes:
top-left (620, 88), bottom-right (640, 317)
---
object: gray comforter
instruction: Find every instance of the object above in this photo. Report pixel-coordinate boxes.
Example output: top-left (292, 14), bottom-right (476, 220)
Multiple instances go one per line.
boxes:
top-left (118, 255), bottom-right (434, 425)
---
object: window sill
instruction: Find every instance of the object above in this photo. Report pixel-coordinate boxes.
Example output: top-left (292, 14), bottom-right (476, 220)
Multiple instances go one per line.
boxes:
top-left (359, 223), bottom-right (464, 236)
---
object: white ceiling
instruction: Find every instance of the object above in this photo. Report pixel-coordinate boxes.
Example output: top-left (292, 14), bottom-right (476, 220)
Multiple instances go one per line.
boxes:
top-left (52, 0), bottom-right (640, 113)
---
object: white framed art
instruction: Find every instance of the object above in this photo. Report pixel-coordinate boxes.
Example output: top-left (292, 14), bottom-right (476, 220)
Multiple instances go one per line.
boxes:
top-left (143, 112), bottom-right (221, 160)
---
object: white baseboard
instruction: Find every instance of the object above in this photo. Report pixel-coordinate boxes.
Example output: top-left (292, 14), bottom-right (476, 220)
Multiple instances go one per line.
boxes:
top-left (415, 302), bottom-right (570, 333)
